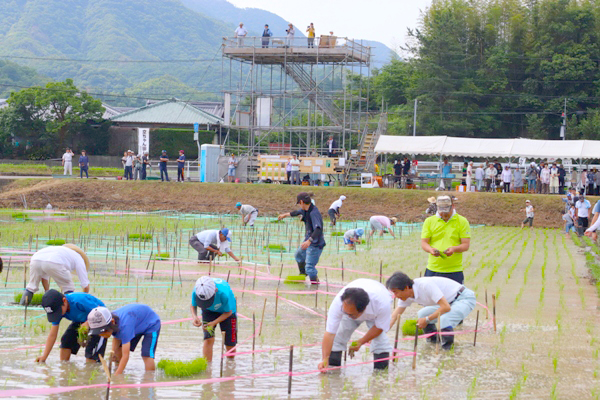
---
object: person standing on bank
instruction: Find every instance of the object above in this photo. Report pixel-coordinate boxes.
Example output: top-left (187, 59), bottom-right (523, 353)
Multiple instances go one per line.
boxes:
top-left (21, 244), bottom-right (91, 305)
top-left (62, 148), bottom-right (74, 176)
top-left (318, 279), bottom-right (393, 372)
top-left (189, 276), bottom-right (237, 362)
top-left (576, 194), bottom-right (592, 236)
top-left (177, 150), bottom-right (185, 183)
top-left (228, 153), bottom-right (237, 183)
top-left (286, 157), bottom-right (293, 184)
top-left (387, 272), bottom-right (476, 350)
top-left (124, 150), bottom-right (134, 180)
top-left (236, 202), bottom-right (258, 227)
top-left (290, 154), bottom-right (301, 185)
top-left (189, 228), bottom-right (241, 263)
top-left (278, 192), bottom-right (326, 284)
top-left (306, 23), bottom-right (316, 48)
top-left (466, 161), bottom-right (473, 192)
top-left (141, 152), bottom-right (149, 180)
top-left (420, 195), bottom-right (471, 284)
top-left (159, 150), bottom-right (169, 182)
top-left (501, 165), bottom-right (512, 193)
top-left (475, 163), bottom-right (484, 191)
top-left (328, 195), bottom-right (346, 227)
top-left (78, 150), bottom-right (89, 179)
top-left (36, 289), bottom-right (106, 364)
top-left (261, 24), bottom-right (272, 48)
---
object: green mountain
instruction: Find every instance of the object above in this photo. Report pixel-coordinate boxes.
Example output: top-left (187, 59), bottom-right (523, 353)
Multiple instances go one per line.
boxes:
top-left (0, 59), bottom-right (49, 97)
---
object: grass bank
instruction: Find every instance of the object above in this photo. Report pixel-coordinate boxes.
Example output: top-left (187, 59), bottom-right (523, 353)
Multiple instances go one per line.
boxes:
top-left (0, 163), bottom-right (123, 177)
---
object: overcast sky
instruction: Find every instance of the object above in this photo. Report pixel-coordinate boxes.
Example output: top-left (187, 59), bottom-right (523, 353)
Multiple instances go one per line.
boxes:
top-left (228, 0), bottom-right (432, 52)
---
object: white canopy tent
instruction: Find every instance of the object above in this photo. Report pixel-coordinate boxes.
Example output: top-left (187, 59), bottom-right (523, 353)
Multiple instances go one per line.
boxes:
top-left (374, 135), bottom-right (600, 160)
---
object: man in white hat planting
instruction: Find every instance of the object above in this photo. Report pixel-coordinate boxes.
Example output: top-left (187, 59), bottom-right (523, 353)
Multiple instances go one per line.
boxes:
top-left (21, 244), bottom-right (90, 305)
top-left (327, 195), bottom-right (346, 227)
top-left (189, 276), bottom-right (238, 361)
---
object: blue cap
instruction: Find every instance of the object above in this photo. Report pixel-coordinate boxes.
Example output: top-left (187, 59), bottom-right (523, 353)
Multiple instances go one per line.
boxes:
top-left (235, 202), bottom-right (242, 207)
top-left (161, 150), bottom-right (166, 153)
top-left (220, 228), bottom-right (232, 242)
top-left (356, 228), bottom-right (364, 236)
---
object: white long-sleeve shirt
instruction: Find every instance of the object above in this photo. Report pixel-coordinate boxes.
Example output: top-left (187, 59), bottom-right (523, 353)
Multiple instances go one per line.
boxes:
top-left (501, 170), bottom-right (512, 183)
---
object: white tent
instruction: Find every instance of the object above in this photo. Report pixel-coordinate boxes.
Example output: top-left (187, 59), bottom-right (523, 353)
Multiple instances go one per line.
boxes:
top-left (374, 135), bottom-right (599, 160)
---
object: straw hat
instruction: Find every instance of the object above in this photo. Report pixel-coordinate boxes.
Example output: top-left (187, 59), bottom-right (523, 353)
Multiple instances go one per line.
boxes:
top-left (390, 217), bottom-right (398, 225)
top-left (63, 244), bottom-right (90, 270)
top-left (427, 197), bottom-right (436, 204)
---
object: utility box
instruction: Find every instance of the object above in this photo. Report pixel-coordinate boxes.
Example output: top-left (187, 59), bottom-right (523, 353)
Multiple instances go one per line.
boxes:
top-left (200, 144), bottom-right (223, 182)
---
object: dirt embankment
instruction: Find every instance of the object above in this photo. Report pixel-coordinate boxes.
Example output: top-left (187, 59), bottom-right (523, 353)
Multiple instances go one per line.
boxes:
top-left (0, 179), bottom-right (591, 228)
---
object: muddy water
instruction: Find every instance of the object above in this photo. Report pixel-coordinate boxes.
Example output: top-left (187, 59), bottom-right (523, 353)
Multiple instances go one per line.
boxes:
top-left (1, 225), bottom-right (599, 398)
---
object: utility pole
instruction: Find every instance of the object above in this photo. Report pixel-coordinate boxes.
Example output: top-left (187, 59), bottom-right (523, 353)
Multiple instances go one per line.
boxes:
top-left (560, 98), bottom-right (567, 140)
top-left (413, 98), bottom-right (418, 136)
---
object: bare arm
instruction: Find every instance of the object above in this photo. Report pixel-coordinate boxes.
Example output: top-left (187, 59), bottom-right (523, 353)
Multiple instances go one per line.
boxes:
top-left (417, 297), bottom-right (451, 329)
top-left (421, 238), bottom-right (440, 256)
top-left (390, 306), bottom-right (406, 328)
top-left (190, 305), bottom-right (202, 327)
top-left (227, 251), bottom-right (240, 262)
top-left (36, 324), bottom-right (60, 362)
top-left (444, 238), bottom-right (470, 256)
top-left (318, 332), bottom-right (336, 371)
top-left (114, 341), bottom-right (130, 375)
top-left (207, 311), bottom-right (233, 327)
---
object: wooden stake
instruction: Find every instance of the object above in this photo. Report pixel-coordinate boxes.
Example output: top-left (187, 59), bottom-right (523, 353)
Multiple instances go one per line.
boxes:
top-left (4, 257), bottom-right (11, 287)
top-left (492, 294), bottom-right (497, 333)
top-left (125, 249), bottom-right (129, 286)
top-left (136, 278), bottom-right (139, 302)
top-left (275, 287), bottom-right (279, 318)
top-left (252, 313), bottom-right (256, 354)
top-left (485, 288), bottom-right (489, 319)
top-left (242, 271), bottom-right (247, 300)
top-left (170, 256), bottom-right (175, 289)
top-left (341, 258), bottom-right (344, 283)
top-left (150, 257), bottom-right (156, 281)
top-left (220, 331), bottom-right (225, 378)
top-left (473, 310), bottom-right (480, 347)
top-left (412, 323), bottom-right (418, 370)
top-left (287, 345), bottom-right (294, 395)
top-left (226, 270), bottom-right (231, 283)
top-left (259, 298), bottom-right (267, 336)
top-left (393, 316), bottom-right (401, 363)
top-left (23, 261), bottom-right (27, 289)
top-left (252, 263), bottom-right (257, 291)
top-left (99, 353), bottom-right (111, 400)
top-left (145, 251), bottom-right (153, 270)
top-left (379, 260), bottom-right (383, 283)
top-left (315, 288), bottom-right (318, 308)
top-left (278, 263), bottom-right (284, 288)
top-left (436, 319), bottom-right (440, 354)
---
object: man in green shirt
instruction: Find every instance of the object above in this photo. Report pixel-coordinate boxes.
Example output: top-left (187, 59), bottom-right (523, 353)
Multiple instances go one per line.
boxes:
top-left (420, 195), bottom-right (471, 284)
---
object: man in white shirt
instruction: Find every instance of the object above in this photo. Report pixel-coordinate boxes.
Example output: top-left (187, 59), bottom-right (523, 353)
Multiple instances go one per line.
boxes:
top-left (62, 148), bottom-right (74, 176)
top-left (484, 163), bottom-right (496, 192)
top-left (576, 194), bottom-right (592, 236)
top-left (387, 272), bottom-right (476, 350)
top-left (318, 279), bottom-right (393, 371)
top-left (235, 202), bottom-right (258, 227)
top-left (501, 165), bottom-right (512, 193)
top-left (475, 164), bottom-right (484, 191)
top-left (189, 228), bottom-right (240, 262)
top-left (290, 154), bottom-right (301, 185)
top-left (124, 150), bottom-right (134, 180)
top-left (21, 244), bottom-right (90, 305)
top-left (327, 195), bottom-right (346, 227)
top-left (234, 23), bottom-right (247, 47)
top-left (520, 200), bottom-right (534, 229)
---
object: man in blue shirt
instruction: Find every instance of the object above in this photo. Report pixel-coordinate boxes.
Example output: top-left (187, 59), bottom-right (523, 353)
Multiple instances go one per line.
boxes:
top-left (35, 289), bottom-right (106, 363)
top-left (278, 192), bottom-right (326, 284)
top-left (189, 276), bottom-right (237, 362)
top-left (88, 304), bottom-right (161, 375)
top-left (159, 150), bottom-right (169, 182)
top-left (177, 150), bottom-right (186, 182)
top-left (78, 150), bottom-right (89, 179)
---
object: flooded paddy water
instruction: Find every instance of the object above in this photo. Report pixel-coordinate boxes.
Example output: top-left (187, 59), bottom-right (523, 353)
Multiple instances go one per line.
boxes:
top-left (0, 208), bottom-right (599, 399)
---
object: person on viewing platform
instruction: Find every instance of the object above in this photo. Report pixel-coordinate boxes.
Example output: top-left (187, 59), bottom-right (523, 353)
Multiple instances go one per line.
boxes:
top-left (290, 154), bottom-right (301, 185)
top-left (286, 23), bottom-right (295, 47)
top-left (87, 304), bottom-right (161, 375)
top-left (368, 215), bottom-right (397, 238)
top-left (78, 150), bottom-right (89, 179)
top-left (318, 279), bottom-right (393, 372)
top-left (62, 148), bottom-right (74, 176)
top-left (540, 164), bottom-right (550, 194)
top-left (35, 289), bottom-right (106, 364)
top-left (461, 162), bottom-right (467, 187)
top-left (159, 150), bottom-right (169, 182)
top-left (177, 150), bottom-right (185, 183)
top-left (550, 163), bottom-right (559, 194)
top-left (326, 136), bottom-right (336, 157)
top-left (571, 167), bottom-right (579, 190)
top-left (393, 160), bottom-right (402, 186)
top-left (501, 165), bottom-right (512, 193)
top-left (286, 157), bottom-right (292, 184)
top-left (234, 23), bottom-right (247, 47)
top-left (475, 164), bottom-right (484, 191)
top-left (236, 202), bottom-right (258, 227)
top-left (387, 272), bottom-right (476, 350)
top-left (189, 276), bottom-right (237, 362)
top-left (520, 200), bottom-right (534, 230)
top-left (228, 153), bottom-right (237, 183)
top-left (581, 168), bottom-right (588, 194)
top-left (420, 195), bottom-right (471, 284)
top-left (307, 23), bottom-right (315, 48)
top-left (261, 24), bottom-right (272, 48)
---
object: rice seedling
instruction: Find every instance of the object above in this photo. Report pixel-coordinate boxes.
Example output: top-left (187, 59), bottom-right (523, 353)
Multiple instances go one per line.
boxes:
top-left (401, 319), bottom-right (423, 336)
top-left (77, 325), bottom-right (89, 347)
top-left (46, 239), bottom-right (66, 245)
top-left (13, 292), bottom-right (43, 305)
top-left (157, 357), bottom-right (208, 377)
top-left (154, 252), bottom-right (171, 260)
top-left (264, 244), bottom-right (286, 252)
top-left (128, 233), bottom-right (153, 241)
top-left (330, 232), bottom-right (344, 237)
top-left (11, 212), bottom-right (28, 219)
top-left (284, 275), bottom-right (306, 284)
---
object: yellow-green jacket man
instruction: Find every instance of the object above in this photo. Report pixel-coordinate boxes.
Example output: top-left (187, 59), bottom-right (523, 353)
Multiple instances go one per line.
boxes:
top-left (420, 195), bottom-right (471, 284)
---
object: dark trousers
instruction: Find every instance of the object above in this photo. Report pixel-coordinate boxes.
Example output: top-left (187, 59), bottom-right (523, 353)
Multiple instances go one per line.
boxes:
top-left (124, 166), bottom-right (133, 180)
top-left (328, 209), bottom-right (337, 226)
top-left (286, 171), bottom-right (291, 184)
top-left (578, 217), bottom-right (589, 236)
top-left (80, 166), bottom-right (88, 178)
top-left (503, 182), bottom-right (510, 193)
top-left (189, 236), bottom-right (218, 260)
top-left (177, 166), bottom-right (184, 182)
top-left (424, 268), bottom-right (464, 284)
top-left (559, 177), bottom-right (565, 194)
top-left (485, 179), bottom-right (492, 192)
top-left (141, 166), bottom-right (147, 180)
top-left (262, 38), bottom-right (270, 48)
top-left (160, 166), bottom-right (169, 182)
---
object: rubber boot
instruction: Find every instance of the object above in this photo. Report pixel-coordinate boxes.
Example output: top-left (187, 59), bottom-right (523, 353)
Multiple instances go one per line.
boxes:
top-left (423, 323), bottom-right (439, 343)
top-left (441, 327), bottom-right (454, 350)
top-left (310, 275), bottom-right (320, 285)
top-left (328, 351), bottom-right (342, 367)
top-left (297, 261), bottom-right (306, 276)
top-left (20, 289), bottom-right (34, 306)
top-left (373, 352), bottom-right (389, 370)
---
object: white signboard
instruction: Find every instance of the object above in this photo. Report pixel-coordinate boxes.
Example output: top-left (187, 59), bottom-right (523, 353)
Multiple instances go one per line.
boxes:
top-left (138, 128), bottom-right (150, 156)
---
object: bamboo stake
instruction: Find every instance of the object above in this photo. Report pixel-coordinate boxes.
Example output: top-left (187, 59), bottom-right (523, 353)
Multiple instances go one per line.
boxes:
top-left (412, 323), bottom-right (418, 370)
top-left (151, 257), bottom-right (156, 281)
top-left (341, 258), bottom-right (344, 283)
top-left (287, 345), bottom-right (294, 395)
top-left (125, 249), bottom-right (129, 286)
top-left (4, 257), bottom-right (11, 287)
top-left (485, 288), bottom-right (489, 319)
top-left (226, 270), bottom-right (231, 283)
top-left (275, 287), bottom-right (279, 318)
top-left (473, 310), bottom-right (480, 346)
top-left (393, 316), bottom-right (401, 363)
top-left (145, 251), bottom-right (153, 270)
top-left (379, 260), bottom-right (383, 283)
top-left (177, 261), bottom-right (182, 287)
top-left (436, 318), bottom-right (440, 354)
top-left (99, 353), bottom-right (111, 400)
top-left (252, 262), bottom-right (257, 291)
top-left (252, 313), bottom-right (256, 354)
top-left (220, 331), bottom-right (225, 378)
top-left (259, 298), bottom-right (267, 336)
top-left (242, 271), bottom-right (247, 300)
top-left (492, 294), bottom-right (497, 333)
top-left (171, 256), bottom-right (175, 289)
top-left (23, 261), bottom-right (27, 290)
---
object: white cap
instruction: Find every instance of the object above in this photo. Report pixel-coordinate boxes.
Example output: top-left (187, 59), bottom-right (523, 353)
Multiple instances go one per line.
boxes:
top-left (194, 277), bottom-right (217, 308)
top-left (88, 307), bottom-right (113, 335)
top-left (340, 195), bottom-right (347, 201)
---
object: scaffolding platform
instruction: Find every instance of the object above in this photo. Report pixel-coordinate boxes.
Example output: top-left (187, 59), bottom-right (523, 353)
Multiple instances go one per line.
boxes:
top-left (222, 36), bottom-right (370, 64)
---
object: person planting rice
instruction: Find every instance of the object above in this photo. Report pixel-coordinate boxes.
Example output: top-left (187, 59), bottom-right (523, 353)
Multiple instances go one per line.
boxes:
top-left (189, 228), bottom-right (241, 263)
top-left (87, 304), bottom-right (161, 375)
top-left (278, 192), bottom-right (326, 284)
top-left (318, 279), bottom-right (393, 372)
top-left (35, 289), bottom-right (106, 364)
top-left (420, 195), bottom-right (471, 284)
top-left (343, 228), bottom-right (364, 250)
top-left (235, 202), bottom-right (258, 227)
top-left (367, 215), bottom-right (397, 238)
top-left (20, 244), bottom-right (90, 305)
top-left (327, 195), bottom-right (346, 227)
top-left (189, 276), bottom-right (237, 362)
top-left (387, 272), bottom-right (476, 350)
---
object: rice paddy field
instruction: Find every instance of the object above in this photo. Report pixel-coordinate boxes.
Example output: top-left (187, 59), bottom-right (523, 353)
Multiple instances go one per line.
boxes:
top-left (0, 208), bottom-right (599, 399)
